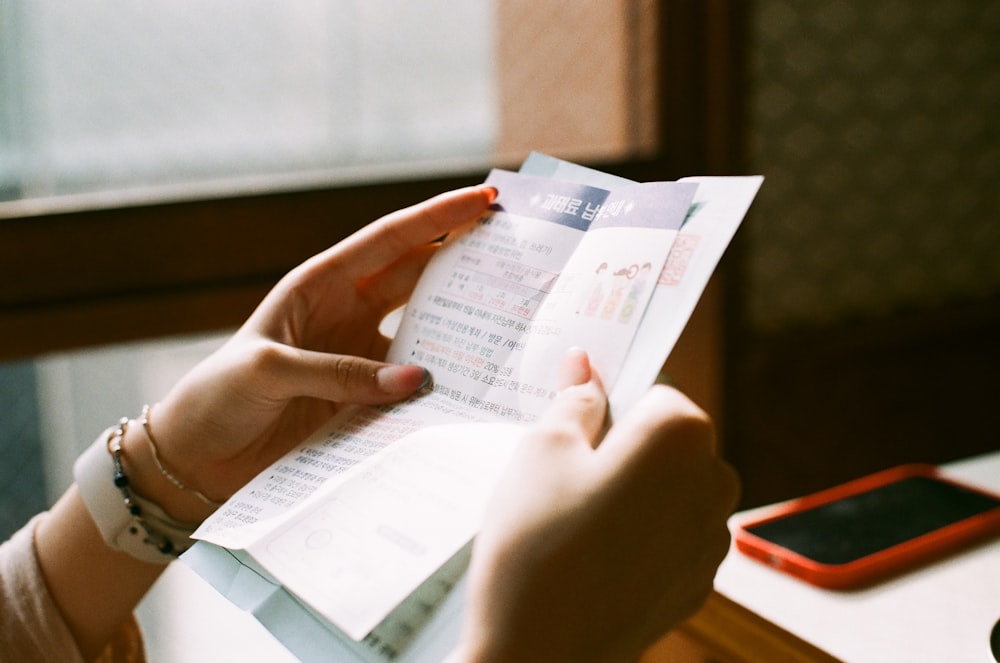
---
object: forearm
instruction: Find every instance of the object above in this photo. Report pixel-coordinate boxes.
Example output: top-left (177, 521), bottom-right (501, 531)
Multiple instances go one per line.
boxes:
top-left (34, 485), bottom-right (162, 661)
top-left (34, 417), bottom-right (216, 660)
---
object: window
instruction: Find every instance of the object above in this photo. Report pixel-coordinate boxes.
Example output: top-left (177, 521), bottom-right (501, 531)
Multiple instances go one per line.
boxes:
top-left (5, 1), bottom-right (738, 363)
top-left (0, 1), bottom-right (495, 201)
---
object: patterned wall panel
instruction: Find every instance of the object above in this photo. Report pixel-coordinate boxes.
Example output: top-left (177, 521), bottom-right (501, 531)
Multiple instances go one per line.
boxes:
top-left (744, 0), bottom-right (1000, 332)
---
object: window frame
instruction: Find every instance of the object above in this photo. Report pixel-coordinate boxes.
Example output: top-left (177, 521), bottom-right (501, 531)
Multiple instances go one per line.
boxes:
top-left (0, 0), bottom-right (743, 361)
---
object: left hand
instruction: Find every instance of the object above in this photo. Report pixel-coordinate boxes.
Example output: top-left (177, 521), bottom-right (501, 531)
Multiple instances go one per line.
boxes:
top-left (147, 185), bottom-right (496, 507)
top-left (452, 349), bottom-right (740, 663)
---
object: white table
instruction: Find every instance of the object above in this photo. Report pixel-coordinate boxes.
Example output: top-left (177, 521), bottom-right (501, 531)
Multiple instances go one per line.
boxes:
top-left (683, 450), bottom-right (1000, 663)
top-left (141, 452), bottom-right (1000, 662)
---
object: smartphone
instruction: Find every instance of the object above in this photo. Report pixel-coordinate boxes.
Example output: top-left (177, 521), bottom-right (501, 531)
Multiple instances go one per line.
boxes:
top-left (734, 463), bottom-right (1000, 590)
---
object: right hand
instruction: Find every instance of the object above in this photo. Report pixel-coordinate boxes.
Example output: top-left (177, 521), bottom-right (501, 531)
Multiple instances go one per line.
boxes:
top-left (453, 348), bottom-right (740, 663)
top-left (144, 185), bottom-right (496, 516)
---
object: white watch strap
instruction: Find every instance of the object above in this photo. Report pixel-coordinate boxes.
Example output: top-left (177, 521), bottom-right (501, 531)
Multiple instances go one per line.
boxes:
top-left (74, 429), bottom-right (197, 564)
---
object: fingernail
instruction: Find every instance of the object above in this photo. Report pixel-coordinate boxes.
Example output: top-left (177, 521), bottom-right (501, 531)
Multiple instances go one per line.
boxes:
top-left (559, 347), bottom-right (592, 389)
top-left (416, 367), bottom-right (433, 391)
top-left (483, 186), bottom-right (499, 204)
top-left (376, 365), bottom-right (432, 394)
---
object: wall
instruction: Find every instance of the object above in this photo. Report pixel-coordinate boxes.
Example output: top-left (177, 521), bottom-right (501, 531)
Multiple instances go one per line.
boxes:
top-left (730, 0), bottom-right (1000, 507)
top-left (743, 0), bottom-right (1000, 331)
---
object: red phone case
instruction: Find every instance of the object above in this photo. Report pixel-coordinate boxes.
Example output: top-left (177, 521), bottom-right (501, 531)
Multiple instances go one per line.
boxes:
top-left (733, 463), bottom-right (1000, 590)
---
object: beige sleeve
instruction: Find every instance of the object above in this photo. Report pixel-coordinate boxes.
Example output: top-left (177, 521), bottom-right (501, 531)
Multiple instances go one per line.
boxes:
top-left (1, 513), bottom-right (147, 663)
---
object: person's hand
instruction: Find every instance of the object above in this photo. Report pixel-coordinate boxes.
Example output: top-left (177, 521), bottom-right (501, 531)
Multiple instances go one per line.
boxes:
top-left (141, 185), bottom-right (496, 514)
top-left (453, 348), bottom-right (739, 663)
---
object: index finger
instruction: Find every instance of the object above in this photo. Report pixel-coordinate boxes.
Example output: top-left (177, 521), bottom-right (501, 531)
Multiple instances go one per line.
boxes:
top-left (324, 185), bottom-right (497, 282)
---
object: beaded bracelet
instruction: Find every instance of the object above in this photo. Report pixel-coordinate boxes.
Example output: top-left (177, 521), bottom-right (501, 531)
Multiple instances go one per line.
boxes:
top-left (106, 417), bottom-right (189, 558)
top-left (139, 404), bottom-right (223, 508)
top-left (74, 421), bottom-right (199, 563)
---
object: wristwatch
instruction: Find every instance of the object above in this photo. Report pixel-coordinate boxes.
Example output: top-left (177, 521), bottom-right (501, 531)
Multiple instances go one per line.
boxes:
top-left (74, 428), bottom-right (197, 564)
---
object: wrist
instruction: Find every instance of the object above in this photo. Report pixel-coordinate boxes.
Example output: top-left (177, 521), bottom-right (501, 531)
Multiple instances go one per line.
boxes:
top-left (73, 422), bottom-right (202, 564)
top-left (119, 414), bottom-right (219, 524)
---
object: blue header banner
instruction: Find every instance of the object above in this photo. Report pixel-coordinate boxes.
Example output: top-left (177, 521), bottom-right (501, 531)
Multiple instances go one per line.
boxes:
top-left (485, 168), bottom-right (695, 233)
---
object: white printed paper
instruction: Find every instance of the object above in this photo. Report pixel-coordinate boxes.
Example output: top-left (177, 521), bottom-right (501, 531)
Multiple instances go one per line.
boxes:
top-left (188, 158), bottom-right (760, 660)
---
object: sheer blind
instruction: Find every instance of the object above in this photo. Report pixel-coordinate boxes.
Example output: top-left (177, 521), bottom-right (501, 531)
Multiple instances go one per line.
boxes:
top-left (0, 1), bottom-right (496, 202)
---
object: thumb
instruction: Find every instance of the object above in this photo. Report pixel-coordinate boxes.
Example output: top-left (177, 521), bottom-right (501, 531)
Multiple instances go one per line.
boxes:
top-left (528, 348), bottom-right (608, 450)
top-left (267, 344), bottom-right (431, 405)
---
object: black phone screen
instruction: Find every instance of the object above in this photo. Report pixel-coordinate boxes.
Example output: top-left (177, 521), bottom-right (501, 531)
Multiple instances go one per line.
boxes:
top-left (745, 475), bottom-right (1000, 565)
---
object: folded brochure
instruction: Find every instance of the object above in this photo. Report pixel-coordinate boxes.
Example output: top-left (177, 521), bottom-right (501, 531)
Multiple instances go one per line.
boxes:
top-left (183, 154), bottom-right (762, 662)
